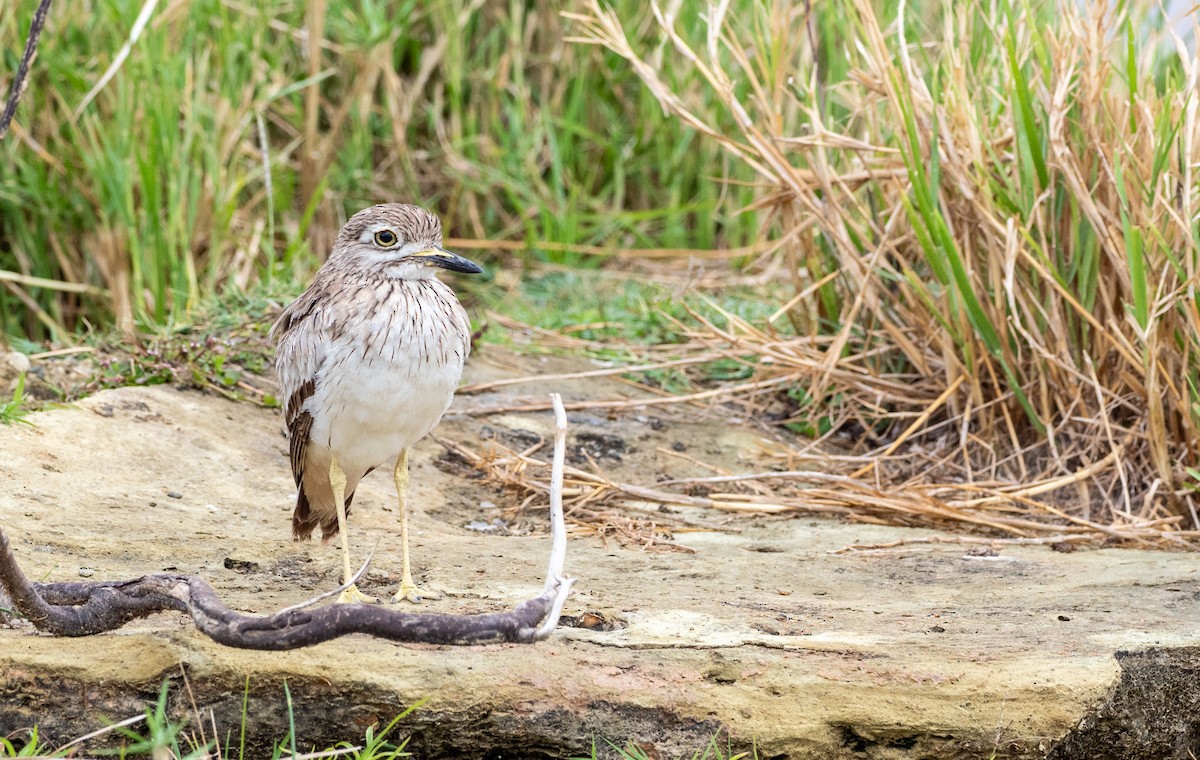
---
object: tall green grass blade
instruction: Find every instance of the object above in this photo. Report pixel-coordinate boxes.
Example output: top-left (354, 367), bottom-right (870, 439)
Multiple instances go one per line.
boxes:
top-left (1003, 1), bottom-right (1049, 193)
top-left (1114, 153), bottom-right (1149, 332)
top-left (890, 47), bottom-right (1042, 430)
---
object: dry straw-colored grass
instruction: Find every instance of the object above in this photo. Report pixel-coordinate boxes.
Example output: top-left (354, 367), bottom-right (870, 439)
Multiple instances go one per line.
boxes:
top-left (553, 0), bottom-right (1200, 546)
top-left (439, 425), bottom-right (1181, 553)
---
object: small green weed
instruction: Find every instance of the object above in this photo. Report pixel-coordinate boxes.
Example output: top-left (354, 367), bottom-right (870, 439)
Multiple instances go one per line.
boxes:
top-left (0, 726), bottom-right (66, 758)
top-left (333, 700), bottom-right (422, 760)
top-left (100, 681), bottom-right (210, 759)
top-left (0, 373), bottom-right (31, 426)
top-left (783, 385), bottom-right (840, 439)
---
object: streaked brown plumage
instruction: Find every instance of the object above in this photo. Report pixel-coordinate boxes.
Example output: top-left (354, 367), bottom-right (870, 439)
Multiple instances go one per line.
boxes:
top-left (271, 203), bottom-right (482, 603)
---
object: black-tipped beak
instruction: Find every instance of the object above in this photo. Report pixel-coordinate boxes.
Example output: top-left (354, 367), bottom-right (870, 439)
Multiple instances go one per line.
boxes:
top-left (412, 246), bottom-right (483, 274)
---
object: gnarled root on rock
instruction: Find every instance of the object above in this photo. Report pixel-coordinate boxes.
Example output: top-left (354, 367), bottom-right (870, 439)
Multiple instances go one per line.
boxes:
top-left (0, 394), bottom-right (576, 649)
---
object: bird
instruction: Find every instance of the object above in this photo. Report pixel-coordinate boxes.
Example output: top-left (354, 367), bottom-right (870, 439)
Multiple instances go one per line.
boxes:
top-left (270, 203), bottom-right (482, 604)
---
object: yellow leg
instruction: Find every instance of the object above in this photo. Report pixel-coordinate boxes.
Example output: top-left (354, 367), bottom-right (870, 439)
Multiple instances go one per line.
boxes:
top-left (331, 455), bottom-right (377, 605)
top-left (390, 449), bottom-right (441, 604)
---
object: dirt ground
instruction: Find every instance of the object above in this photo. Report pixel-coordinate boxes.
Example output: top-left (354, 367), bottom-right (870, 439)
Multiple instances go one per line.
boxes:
top-left (2, 345), bottom-right (1200, 759)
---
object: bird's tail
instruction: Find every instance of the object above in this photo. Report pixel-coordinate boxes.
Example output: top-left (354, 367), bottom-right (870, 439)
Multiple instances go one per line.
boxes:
top-left (292, 486), bottom-right (356, 542)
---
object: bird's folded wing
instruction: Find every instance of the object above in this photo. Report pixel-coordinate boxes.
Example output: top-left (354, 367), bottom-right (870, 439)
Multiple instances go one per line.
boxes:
top-left (271, 288), bottom-right (330, 487)
top-left (286, 379), bottom-right (316, 487)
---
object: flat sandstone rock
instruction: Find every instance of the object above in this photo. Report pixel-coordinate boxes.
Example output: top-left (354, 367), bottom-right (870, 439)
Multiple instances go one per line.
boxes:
top-left (1, 349), bottom-right (1199, 759)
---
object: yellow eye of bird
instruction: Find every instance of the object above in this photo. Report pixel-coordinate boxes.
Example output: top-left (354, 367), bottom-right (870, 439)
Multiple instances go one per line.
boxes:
top-left (373, 229), bottom-right (398, 247)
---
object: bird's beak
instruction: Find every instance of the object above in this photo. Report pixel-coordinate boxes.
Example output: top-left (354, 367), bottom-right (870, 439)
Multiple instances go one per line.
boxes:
top-left (409, 246), bottom-right (483, 274)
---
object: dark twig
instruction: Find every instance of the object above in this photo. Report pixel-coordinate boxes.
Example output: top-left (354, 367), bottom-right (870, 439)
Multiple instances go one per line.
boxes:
top-left (0, 0), bottom-right (54, 140)
top-left (0, 394), bottom-right (575, 648)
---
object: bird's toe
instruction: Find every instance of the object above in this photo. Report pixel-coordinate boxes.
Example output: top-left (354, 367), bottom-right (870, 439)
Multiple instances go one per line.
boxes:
top-left (336, 584), bottom-right (379, 605)
top-left (390, 582), bottom-right (442, 604)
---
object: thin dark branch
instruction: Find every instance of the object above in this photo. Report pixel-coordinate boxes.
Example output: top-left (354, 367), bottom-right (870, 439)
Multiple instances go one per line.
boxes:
top-left (0, 0), bottom-right (54, 140)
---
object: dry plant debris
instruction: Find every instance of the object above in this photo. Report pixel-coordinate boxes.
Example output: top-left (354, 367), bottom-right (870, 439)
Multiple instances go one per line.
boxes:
top-left (537, 0), bottom-right (1200, 546)
top-left (456, 316), bottom-right (1200, 550)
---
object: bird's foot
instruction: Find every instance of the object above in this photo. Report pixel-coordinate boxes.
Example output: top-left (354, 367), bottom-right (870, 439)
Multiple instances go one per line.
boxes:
top-left (389, 581), bottom-right (442, 604)
top-left (336, 584), bottom-right (379, 605)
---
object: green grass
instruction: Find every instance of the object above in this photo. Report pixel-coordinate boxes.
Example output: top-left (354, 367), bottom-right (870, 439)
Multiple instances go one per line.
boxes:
top-left (0, 372), bottom-right (31, 426)
top-left (481, 271), bottom-right (787, 345)
top-left (1, 679), bottom-right (420, 760)
top-left (0, 267), bottom-right (785, 417)
top-left (105, 682), bottom-right (211, 759)
top-left (0, 0), bottom-right (760, 337)
top-left (0, 678), bottom-right (741, 760)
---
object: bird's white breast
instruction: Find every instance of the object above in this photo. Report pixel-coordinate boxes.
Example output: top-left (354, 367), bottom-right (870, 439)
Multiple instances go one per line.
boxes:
top-left (306, 278), bottom-right (470, 477)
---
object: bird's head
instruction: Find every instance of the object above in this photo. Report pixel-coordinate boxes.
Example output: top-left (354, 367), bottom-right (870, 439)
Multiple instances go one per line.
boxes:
top-left (330, 203), bottom-right (483, 279)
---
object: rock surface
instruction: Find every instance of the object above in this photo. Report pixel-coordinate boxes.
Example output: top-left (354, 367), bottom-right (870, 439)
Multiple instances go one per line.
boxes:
top-left (1, 347), bottom-right (1199, 758)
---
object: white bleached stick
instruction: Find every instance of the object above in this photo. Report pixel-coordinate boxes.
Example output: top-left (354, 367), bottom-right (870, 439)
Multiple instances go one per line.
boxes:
top-left (534, 392), bottom-right (576, 639)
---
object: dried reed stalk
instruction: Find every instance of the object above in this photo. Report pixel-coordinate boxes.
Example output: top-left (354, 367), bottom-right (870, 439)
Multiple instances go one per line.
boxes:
top-left (565, 0), bottom-right (1200, 541)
